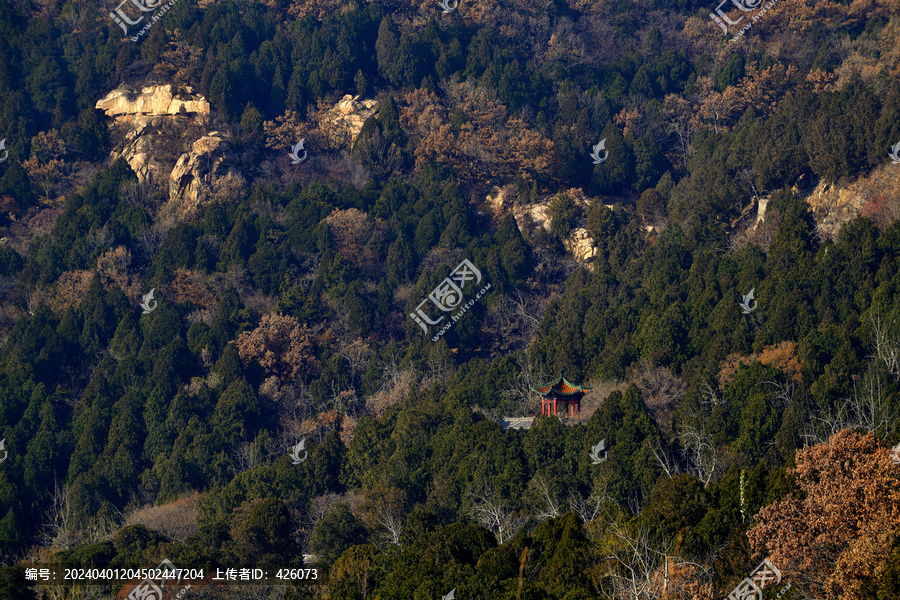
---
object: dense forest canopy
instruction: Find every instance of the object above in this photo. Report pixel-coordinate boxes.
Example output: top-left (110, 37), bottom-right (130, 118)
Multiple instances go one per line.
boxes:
top-left (0, 0), bottom-right (898, 598)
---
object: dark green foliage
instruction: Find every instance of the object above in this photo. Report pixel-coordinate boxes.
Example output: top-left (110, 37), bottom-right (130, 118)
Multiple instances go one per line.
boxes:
top-left (0, 3), bottom-right (899, 597)
top-left (229, 497), bottom-right (300, 565)
top-left (309, 503), bottom-right (368, 564)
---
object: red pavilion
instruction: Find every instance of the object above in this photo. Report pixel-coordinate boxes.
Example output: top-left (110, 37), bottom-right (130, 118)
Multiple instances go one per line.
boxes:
top-left (531, 371), bottom-right (590, 418)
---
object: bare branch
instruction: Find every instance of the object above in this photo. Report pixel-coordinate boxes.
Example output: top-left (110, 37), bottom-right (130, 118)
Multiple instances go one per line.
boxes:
top-left (468, 485), bottom-right (525, 544)
top-left (531, 474), bottom-right (561, 522)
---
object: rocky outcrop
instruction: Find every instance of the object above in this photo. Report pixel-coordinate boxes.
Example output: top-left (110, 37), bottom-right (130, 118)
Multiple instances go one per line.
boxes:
top-left (96, 84), bottom-right (209, 119)
top-left (169, 132), bottom-right (243, 213)
top-left (487, 186), bottom-right (601, 268)
top-left (97, 84), bottom-right (212, 185)
top-left (564, 228), bottom-right (597, 263)
top-left (317, 94), bottom-right (379, 147)
top-left (112, 118), bottom-right (181, 183)
top-left (803, 177), bottom-right (871, 238)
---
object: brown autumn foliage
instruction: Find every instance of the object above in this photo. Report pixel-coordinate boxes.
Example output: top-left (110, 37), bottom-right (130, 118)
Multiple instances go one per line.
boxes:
top-left (719, 341), bottom-right (803, 388)
top-left (235, 313), bottom-right (319, 382)
top-left (54, 270), bottom-right (94, 311)
top-left (169, 268), bottom-right (217, 309)
top-left (861, 194), bottom-right (900, 232)
top-left (748, 430), bottom-right (900, 600)
top-left (758, 342), bottom-right (803, 382)
top-left (263, 110), bottom-right (315, 151)
top-left (401, 84), bottom-right (557, 189)
top-left (96, 246), bottom-right (134, 296)
top-left (23, 129), bottom-right (68, 204)
top-left (125, 491), bottom-right (200, 544)
top-left (325, 208), bottom-right (387, 270)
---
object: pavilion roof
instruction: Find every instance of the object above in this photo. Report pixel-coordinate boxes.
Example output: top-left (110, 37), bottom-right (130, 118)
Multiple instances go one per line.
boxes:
top-left (530, 371), bottom-right (591, 396)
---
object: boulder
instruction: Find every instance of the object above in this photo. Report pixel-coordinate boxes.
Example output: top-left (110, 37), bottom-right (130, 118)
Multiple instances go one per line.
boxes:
top-left (317, 94), bottom-right (379, 147)
top-left (96, 84), bottom-right (210, 118)
top-left (169, 132), bottom-right (243, 212)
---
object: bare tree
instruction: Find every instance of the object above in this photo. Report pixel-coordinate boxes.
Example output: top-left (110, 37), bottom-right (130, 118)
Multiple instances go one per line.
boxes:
top-left (234, 440), bottom-right (263, 473)
top-left (506, 351), bottom-right (544, 409)
top-left (568, 483), bottom-right (611, 524)
top-left (40, 480), bottom-right (75, 550)
top-left (699, 380), bottom-right (724, 407)
top-left (801, 365), bottom-right (895, 445)
top-left (630, 360), bottom-right (686, 432)
top-left (762, 379), bottom-right (795, 412)
top-left (648, 437), bottom-right (680, 480)
top-left (139, 221), bottom-right (168, 260)
top-left (871, 315), bottom-right (900, 379)
top-left (678, 424), bottom-right (719, 488)
top-left (531, 474), bottom-right (561, 522)
top-left (737, 167), bottom-right (762, 206)
top-left (372, 504), bottom-right (404, 548)
top-left (468, 486), bottom-right (525, 544)
top-left (123, 173), bottom-right (161, 212)
top-left (598, 521), bottom-right (711, 600)
top-left (702, 92), bottom-right (738, 134)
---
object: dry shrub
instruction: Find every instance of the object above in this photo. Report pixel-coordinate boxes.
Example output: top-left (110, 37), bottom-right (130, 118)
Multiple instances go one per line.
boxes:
top-left (263, 110), bottom-right (313, 151)
top-left (125, 492), bottom-right (200, 543)
top-left (170, 267), bottom-right (217, 309)
top-left (236, 313), bottom-right (319, 382)
top-left (339, 415), bottom-right (356, 445)
top-left (96, 246), bottom-right (134, 297)
top-left (630, 359), bottom-right (687, 429)
top-left (720, 342), bottom-right (803, 388)
top-left (54, 270), bottom-right (94, 311)
top-left (366, 369), bottom-right (416, 419)
top-left (325, 208), bottom-right (387, 271)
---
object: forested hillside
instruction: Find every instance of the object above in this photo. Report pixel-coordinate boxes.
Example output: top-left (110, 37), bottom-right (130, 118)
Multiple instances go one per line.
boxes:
top-left (0, 0), bottom-right (899, 598)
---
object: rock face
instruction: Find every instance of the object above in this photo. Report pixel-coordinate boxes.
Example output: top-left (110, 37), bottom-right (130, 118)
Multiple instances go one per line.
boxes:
top-left (487, 185), bottom-right (601, 268)
top-left (317, 94), bottom-right (379, 147)
top-left (803, 176), bottom-right (872, 238)
top-left (169, 132), bottom-right (243, 211)
top-left (113, 117), bottom-right (177, 183)
top-left (563, 228), bottom-right (597, 263)
top-left (96, 84), bottom-right (210, 118)
top-left (96, 84), bottom-right (212, 185)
